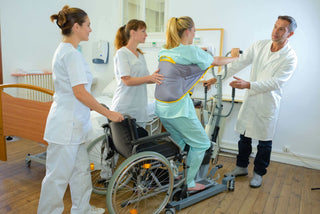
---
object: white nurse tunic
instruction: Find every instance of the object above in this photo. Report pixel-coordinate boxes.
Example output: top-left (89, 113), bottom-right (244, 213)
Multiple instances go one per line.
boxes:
top-left (111, 47), bottom-right (149, 123)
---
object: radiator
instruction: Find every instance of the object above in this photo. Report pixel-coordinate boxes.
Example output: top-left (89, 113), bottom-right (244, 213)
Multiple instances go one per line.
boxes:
top-left (12, 72), bottom-right (54, 102)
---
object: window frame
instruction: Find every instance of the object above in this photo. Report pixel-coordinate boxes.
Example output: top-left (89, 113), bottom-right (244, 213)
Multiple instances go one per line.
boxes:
top-left (120, 0), bottom-right (169, 35)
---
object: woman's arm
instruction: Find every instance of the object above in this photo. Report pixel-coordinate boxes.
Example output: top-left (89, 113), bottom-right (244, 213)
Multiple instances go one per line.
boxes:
top-left (121, 69), bottom-right (163, 86)
top-left (212, 48), bottom-right (240, 66)
top-left (204, 49), bottom-right (240, 87)
top-left (212, 56), bottom-right (238, 66)
top-left (72, 84), bottom-right (124, 122)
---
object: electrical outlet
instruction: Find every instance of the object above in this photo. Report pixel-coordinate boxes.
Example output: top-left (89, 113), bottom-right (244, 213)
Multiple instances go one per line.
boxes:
top-left (283, 145), bottom-right (290, 153)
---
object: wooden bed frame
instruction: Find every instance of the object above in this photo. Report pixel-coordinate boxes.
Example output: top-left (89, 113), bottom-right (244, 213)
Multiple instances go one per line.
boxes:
top-left (0, 83), bottom-right (54, 161)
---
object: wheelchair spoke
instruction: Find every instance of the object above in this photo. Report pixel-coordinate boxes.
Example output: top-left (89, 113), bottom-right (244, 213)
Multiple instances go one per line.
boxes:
top-left (87, 135), bottom-right (116, 195)
top-left (107, 152), bottom-right (174, 214)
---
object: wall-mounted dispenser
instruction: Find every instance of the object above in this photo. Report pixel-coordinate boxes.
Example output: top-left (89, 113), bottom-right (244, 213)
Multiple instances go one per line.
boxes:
top-left (92, 40), bottom-right (109, 64)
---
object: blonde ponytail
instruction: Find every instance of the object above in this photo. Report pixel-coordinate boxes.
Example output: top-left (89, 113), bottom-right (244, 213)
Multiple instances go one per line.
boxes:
top-left (164, 16), bottom-right (194, 49)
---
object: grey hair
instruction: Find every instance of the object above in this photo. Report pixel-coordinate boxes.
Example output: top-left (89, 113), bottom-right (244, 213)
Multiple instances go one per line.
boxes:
top-left (278, 15), bottom-right (297, 32)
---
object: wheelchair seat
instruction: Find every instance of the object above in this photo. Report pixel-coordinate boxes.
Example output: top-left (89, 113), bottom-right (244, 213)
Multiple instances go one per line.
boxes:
top-left (109, 117), bottom-right (181, 159)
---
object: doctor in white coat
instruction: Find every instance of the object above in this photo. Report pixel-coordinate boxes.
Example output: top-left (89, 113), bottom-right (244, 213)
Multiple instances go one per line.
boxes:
top-left (205, 15), bottom-right (297, 188)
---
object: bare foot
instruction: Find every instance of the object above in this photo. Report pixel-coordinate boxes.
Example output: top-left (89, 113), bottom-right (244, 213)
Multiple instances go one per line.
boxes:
top-left (187, 183), bottom-right (205, 191)
top-left (174, 175), bottom-right (183, 180)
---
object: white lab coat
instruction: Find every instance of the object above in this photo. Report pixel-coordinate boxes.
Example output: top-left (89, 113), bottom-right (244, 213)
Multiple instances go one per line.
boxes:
top-left (226, 40), bottom-right (297, 140)
top-left (111, 47), bottom-right (149, 123)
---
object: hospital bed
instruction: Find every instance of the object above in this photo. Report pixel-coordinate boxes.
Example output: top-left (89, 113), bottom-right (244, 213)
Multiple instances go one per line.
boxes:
top-left (0, 79), bottom-right (160, 158)
top-left (0, 84), bottom-right (53, 162)
top-left (0, 81), bottom-right (161, 195)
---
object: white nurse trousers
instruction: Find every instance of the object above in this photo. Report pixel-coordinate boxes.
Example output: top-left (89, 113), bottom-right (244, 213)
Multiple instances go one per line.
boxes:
top-left (37, 143), bottom-right (92, 214)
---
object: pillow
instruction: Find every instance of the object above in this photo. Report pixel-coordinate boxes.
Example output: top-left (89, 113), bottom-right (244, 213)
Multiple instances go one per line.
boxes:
top-left (102, 79), bottom-right (117, 98)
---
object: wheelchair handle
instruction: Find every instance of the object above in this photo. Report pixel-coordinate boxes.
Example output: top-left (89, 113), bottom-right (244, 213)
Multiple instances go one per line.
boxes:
top-left (222, 49), bottom-right (243, 80)
top-left (204, 85), bottom-right (208, 110)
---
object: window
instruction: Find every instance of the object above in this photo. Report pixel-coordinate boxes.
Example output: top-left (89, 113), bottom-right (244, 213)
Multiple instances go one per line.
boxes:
top-left (122, 0), bottom-right (167, 33)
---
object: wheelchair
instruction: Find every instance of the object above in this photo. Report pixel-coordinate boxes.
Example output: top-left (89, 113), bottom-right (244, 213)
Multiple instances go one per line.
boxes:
top-left (87, 115), bottom-right (235, 214)
top-left (87, 132), bottom-right (116, 195)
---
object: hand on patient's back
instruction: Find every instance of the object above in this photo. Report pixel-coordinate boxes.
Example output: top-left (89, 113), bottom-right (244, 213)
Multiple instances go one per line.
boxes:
top-left (151, 69), bottom-right (164, 85)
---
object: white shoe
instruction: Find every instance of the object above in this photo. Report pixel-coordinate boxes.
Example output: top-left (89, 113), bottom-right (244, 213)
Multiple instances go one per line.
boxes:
top-left (90, 205), bottom-right (105, 214)
top-left (224, 166), bottom-right (248, 177)
top-left (250, 171), bottom-right (263, 188)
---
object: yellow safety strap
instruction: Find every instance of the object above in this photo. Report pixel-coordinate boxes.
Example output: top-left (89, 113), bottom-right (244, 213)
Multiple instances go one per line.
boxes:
top-left (159, 56), bottom-right (176, 64)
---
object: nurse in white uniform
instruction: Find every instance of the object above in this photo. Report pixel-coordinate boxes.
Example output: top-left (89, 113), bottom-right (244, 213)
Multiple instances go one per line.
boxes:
top-left (37, 5), bottom-right (123, 214)
top-left (206, 15), bottom-right (298, 188)
top-left (111, 19), bottom-right (163, 128)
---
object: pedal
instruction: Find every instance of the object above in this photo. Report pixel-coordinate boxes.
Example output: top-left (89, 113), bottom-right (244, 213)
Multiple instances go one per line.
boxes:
top-left (188, 179), bottom-right (216, 194)
top-left (197, 179), bottom-right (214, 186)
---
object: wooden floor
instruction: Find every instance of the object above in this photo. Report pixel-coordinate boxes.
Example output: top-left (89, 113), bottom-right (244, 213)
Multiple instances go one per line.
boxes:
top-left (0, 139), bottom-right (319, 214)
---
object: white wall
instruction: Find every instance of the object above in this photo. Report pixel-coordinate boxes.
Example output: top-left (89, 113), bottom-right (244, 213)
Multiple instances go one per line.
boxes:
top-left (0, 0), bottom-right (121, 96)
top-left (77, 0), bottom-right (122, 96)
top-left (168, 0), bottom-right (320, 169)
top-left (1, 0), bottom-right (319, 169)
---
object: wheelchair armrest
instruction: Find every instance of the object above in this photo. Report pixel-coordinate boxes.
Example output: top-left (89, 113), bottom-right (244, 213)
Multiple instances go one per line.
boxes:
top-left (131, 132), bottom-right (171, 146)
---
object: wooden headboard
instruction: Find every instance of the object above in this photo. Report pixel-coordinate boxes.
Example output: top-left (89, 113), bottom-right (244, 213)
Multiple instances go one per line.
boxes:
top-left (0, 84), bottom-right (54, 161)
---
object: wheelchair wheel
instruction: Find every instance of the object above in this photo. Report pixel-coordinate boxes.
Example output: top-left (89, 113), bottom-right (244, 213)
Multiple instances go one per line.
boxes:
top-left (87, 135), bottom-right (109, 195)
top-left (106, 151), bottom-right (174, 214)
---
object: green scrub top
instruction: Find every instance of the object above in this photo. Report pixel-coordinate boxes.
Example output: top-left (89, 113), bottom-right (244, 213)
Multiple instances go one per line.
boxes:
top-left (156, 44), bottom-right (213, 119)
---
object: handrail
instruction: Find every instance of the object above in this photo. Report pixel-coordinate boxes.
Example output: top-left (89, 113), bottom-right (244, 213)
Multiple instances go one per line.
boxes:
top-left (0, 83), bottom-right (54, 96)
